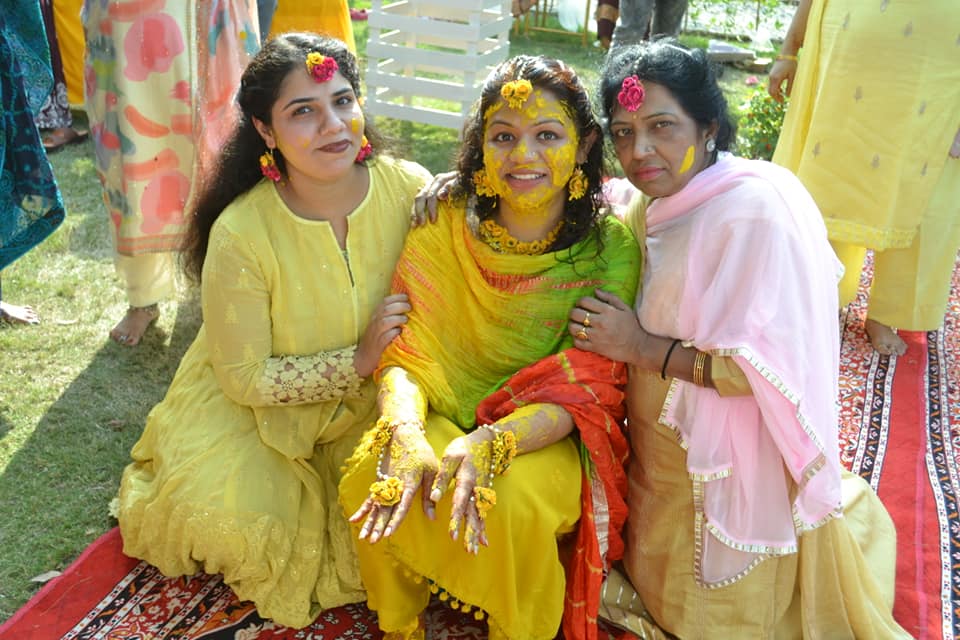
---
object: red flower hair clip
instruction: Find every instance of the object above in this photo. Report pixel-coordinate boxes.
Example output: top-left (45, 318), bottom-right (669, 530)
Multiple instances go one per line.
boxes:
top-left (306, 52), bottom-right (339, 82)
top-left (617, 75), bottom-right (645, 112)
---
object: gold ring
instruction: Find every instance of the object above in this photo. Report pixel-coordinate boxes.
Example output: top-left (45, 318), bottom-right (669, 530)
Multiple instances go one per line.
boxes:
top-left (576, 328), bottom-right (588, 340)
top-left (582, 312), bottom-right (591, 328)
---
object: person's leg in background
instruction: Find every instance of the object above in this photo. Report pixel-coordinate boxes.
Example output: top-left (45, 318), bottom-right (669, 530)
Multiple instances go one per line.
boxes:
top-left (596, 0), bottom-right (619, 50)
top-left (610, 0), bottom-right (654, 50)
top-left (35, 0), bottom-right (87, 152)
top-left (110, 253), bottom-right (176, 346)
top-left (651, 0), bottom-right (687, 37)
top-left (867, 157), bottom-right (960, 356)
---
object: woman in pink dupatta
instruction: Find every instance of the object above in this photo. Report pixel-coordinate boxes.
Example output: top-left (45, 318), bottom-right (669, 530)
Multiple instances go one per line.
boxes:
top-left (567, 40), bottom-right (910, 638)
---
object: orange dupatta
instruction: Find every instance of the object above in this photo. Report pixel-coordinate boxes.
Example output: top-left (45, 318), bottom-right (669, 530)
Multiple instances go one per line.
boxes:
top-left (476, 348), bottom-right (630, 640)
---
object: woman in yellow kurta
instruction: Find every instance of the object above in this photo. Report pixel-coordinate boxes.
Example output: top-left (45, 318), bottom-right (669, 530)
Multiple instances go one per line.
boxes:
top-left (572, 40), bottom-right (909, 638)
top-left (115, 34), bottom-right (431, 628)
top-left (339, 56), bottom-right (641, 640)
top-left (770, 0), bottom-right (960, 355)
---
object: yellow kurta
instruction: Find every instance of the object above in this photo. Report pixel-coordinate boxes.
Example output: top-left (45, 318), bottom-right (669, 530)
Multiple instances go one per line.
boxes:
top-left (773, 0), bottom-right (960, 329)
top-left (339, 208), bottom-right (641, 639)
top-left (116, 156), bottom-right (431, 629)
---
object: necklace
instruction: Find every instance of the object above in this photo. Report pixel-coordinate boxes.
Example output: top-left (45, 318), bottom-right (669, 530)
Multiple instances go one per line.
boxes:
top-left (477, 218), bottom-right (564, 255)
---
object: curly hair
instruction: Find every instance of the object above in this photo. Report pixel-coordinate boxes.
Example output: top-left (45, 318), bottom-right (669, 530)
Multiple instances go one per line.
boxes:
top-left (454, 55), bottom-right (607, 253)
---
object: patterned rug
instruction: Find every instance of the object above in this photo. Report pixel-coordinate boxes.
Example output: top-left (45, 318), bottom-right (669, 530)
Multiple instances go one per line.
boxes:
top-left (0, 526), bottom-right (487, 639)
top-left (2, 257), bottom-right (957, 640)
top-left (838, 256), bottom-right (960, 640)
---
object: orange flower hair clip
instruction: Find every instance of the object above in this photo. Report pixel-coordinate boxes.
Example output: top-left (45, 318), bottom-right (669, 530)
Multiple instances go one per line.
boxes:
top-left (501, 78), bottom-right (533, 110)
top-left (306, 52), bottom-right (338, 82)
top-left (617, 75), bottom-right (645, 112)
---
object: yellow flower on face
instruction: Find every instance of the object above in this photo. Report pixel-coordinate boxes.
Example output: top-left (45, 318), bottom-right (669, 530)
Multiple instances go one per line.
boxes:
top-left (370, 476), bottom-right (403, 506)
top-left (501, 79), bottom-right (533, 110)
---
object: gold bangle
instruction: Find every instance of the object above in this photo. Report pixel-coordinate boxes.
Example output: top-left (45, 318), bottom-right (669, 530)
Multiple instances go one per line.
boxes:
top-left (776, 54), bottom-right (798, 62)
top-left (692, 351), bottom-right (707, 387)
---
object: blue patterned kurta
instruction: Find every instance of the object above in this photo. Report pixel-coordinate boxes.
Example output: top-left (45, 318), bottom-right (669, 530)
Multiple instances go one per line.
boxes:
top-left (0, 0), bottom-right (65, 271)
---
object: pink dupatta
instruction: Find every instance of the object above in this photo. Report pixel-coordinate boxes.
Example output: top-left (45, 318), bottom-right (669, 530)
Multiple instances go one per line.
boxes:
top-left (639, 153), bottom-right (845, 585)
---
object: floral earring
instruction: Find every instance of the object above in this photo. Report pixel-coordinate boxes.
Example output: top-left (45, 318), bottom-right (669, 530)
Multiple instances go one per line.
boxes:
top-left (259, 148), bottom-right (281, 182)
top-left (567, 165), bottom-right (588, 200)
top-left (472, 168), bottom-right (498, 198)
top-left (355, 135), bottom-right (372, 163)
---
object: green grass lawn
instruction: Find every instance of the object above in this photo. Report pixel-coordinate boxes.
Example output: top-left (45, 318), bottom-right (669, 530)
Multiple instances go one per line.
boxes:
top-left (0, 8), bottom-right (766, 622)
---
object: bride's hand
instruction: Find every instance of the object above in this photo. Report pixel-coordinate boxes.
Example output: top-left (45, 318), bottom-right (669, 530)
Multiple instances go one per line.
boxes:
top-left (411, 171), bottom-right (458, 226)
top-left (349, 421), bottom-right (439, 543)
top-left (429, 429), bottom-right (494, 555)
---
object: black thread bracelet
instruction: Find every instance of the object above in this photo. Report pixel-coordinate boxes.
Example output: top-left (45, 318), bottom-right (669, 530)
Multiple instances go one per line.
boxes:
top-left (660, 338), bottom-right (682, 380)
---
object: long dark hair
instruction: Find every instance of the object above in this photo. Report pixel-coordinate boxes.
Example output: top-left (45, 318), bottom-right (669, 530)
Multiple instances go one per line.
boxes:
top-left (599, 39), bottom-right (736, 155)
top-left (455, 55), bottom-right (606, 252)
top-left (181, 33), bottom-right (388, 283)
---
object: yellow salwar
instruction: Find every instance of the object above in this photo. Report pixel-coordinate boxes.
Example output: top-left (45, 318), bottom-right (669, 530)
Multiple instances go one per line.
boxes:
top-left (605, 371), bottom-right (908, 639)
top-left (116, 157), bottom-right (431, 628)
top-left (268, 1), bottom-right (355, 52)
top-left (773, 0), bottom-right (960, 330)
top-left (52, 0), bottom-right (83, 107)
top-left (339, 205), bottom-right (641, 639)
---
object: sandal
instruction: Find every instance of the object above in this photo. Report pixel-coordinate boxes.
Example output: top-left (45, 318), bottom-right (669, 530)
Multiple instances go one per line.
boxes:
top-left (43, 127), bottom-right (89, 153)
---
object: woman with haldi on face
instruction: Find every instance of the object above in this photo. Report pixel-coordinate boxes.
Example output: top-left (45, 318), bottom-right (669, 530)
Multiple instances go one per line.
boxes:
top-left (338, 56), bottom-right (641, 640)
top-left (569, 40), bottom-right (910, 638)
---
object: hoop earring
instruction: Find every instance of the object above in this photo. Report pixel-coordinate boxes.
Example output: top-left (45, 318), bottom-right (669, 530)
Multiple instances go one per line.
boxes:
top-left (259, 149), bottom-right (281, 182)
top-left (567, 165), bottom-right (588, 201)
top-left (705, 138), bottom-right (716, 153)
top-left (355, 135), bottom-right (372, 163)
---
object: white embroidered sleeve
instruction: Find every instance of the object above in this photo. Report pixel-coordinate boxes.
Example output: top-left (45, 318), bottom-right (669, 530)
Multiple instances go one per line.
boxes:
top-left (256, 345), bottom-right (363, 404)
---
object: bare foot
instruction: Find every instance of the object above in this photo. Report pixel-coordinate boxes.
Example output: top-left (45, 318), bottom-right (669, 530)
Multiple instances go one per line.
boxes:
top-left (864, 318), bottom-right (907, 356)
top-left (109, 304), bottom-right (160, 346)
top-left (0, 300), bottom-right (40, 325)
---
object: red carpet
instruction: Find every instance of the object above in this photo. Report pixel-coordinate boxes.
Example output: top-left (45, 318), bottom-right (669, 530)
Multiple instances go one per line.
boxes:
top-left (838, 256), bottom-right (960, 640)
top-left (0, 527), bottom-right (486, 639)
top-left (2, 258), bottom-right (957, 639)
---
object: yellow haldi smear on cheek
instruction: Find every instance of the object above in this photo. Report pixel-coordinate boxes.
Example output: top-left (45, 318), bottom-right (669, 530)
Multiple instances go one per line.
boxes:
top-left (483, 92), bottom-right (580, 217)
top-left (678, 145), bottom-right (695, 174)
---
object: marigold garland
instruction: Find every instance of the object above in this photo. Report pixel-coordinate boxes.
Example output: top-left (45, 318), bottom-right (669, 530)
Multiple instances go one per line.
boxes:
top-left (478, 218), bottom-right (563, 256)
